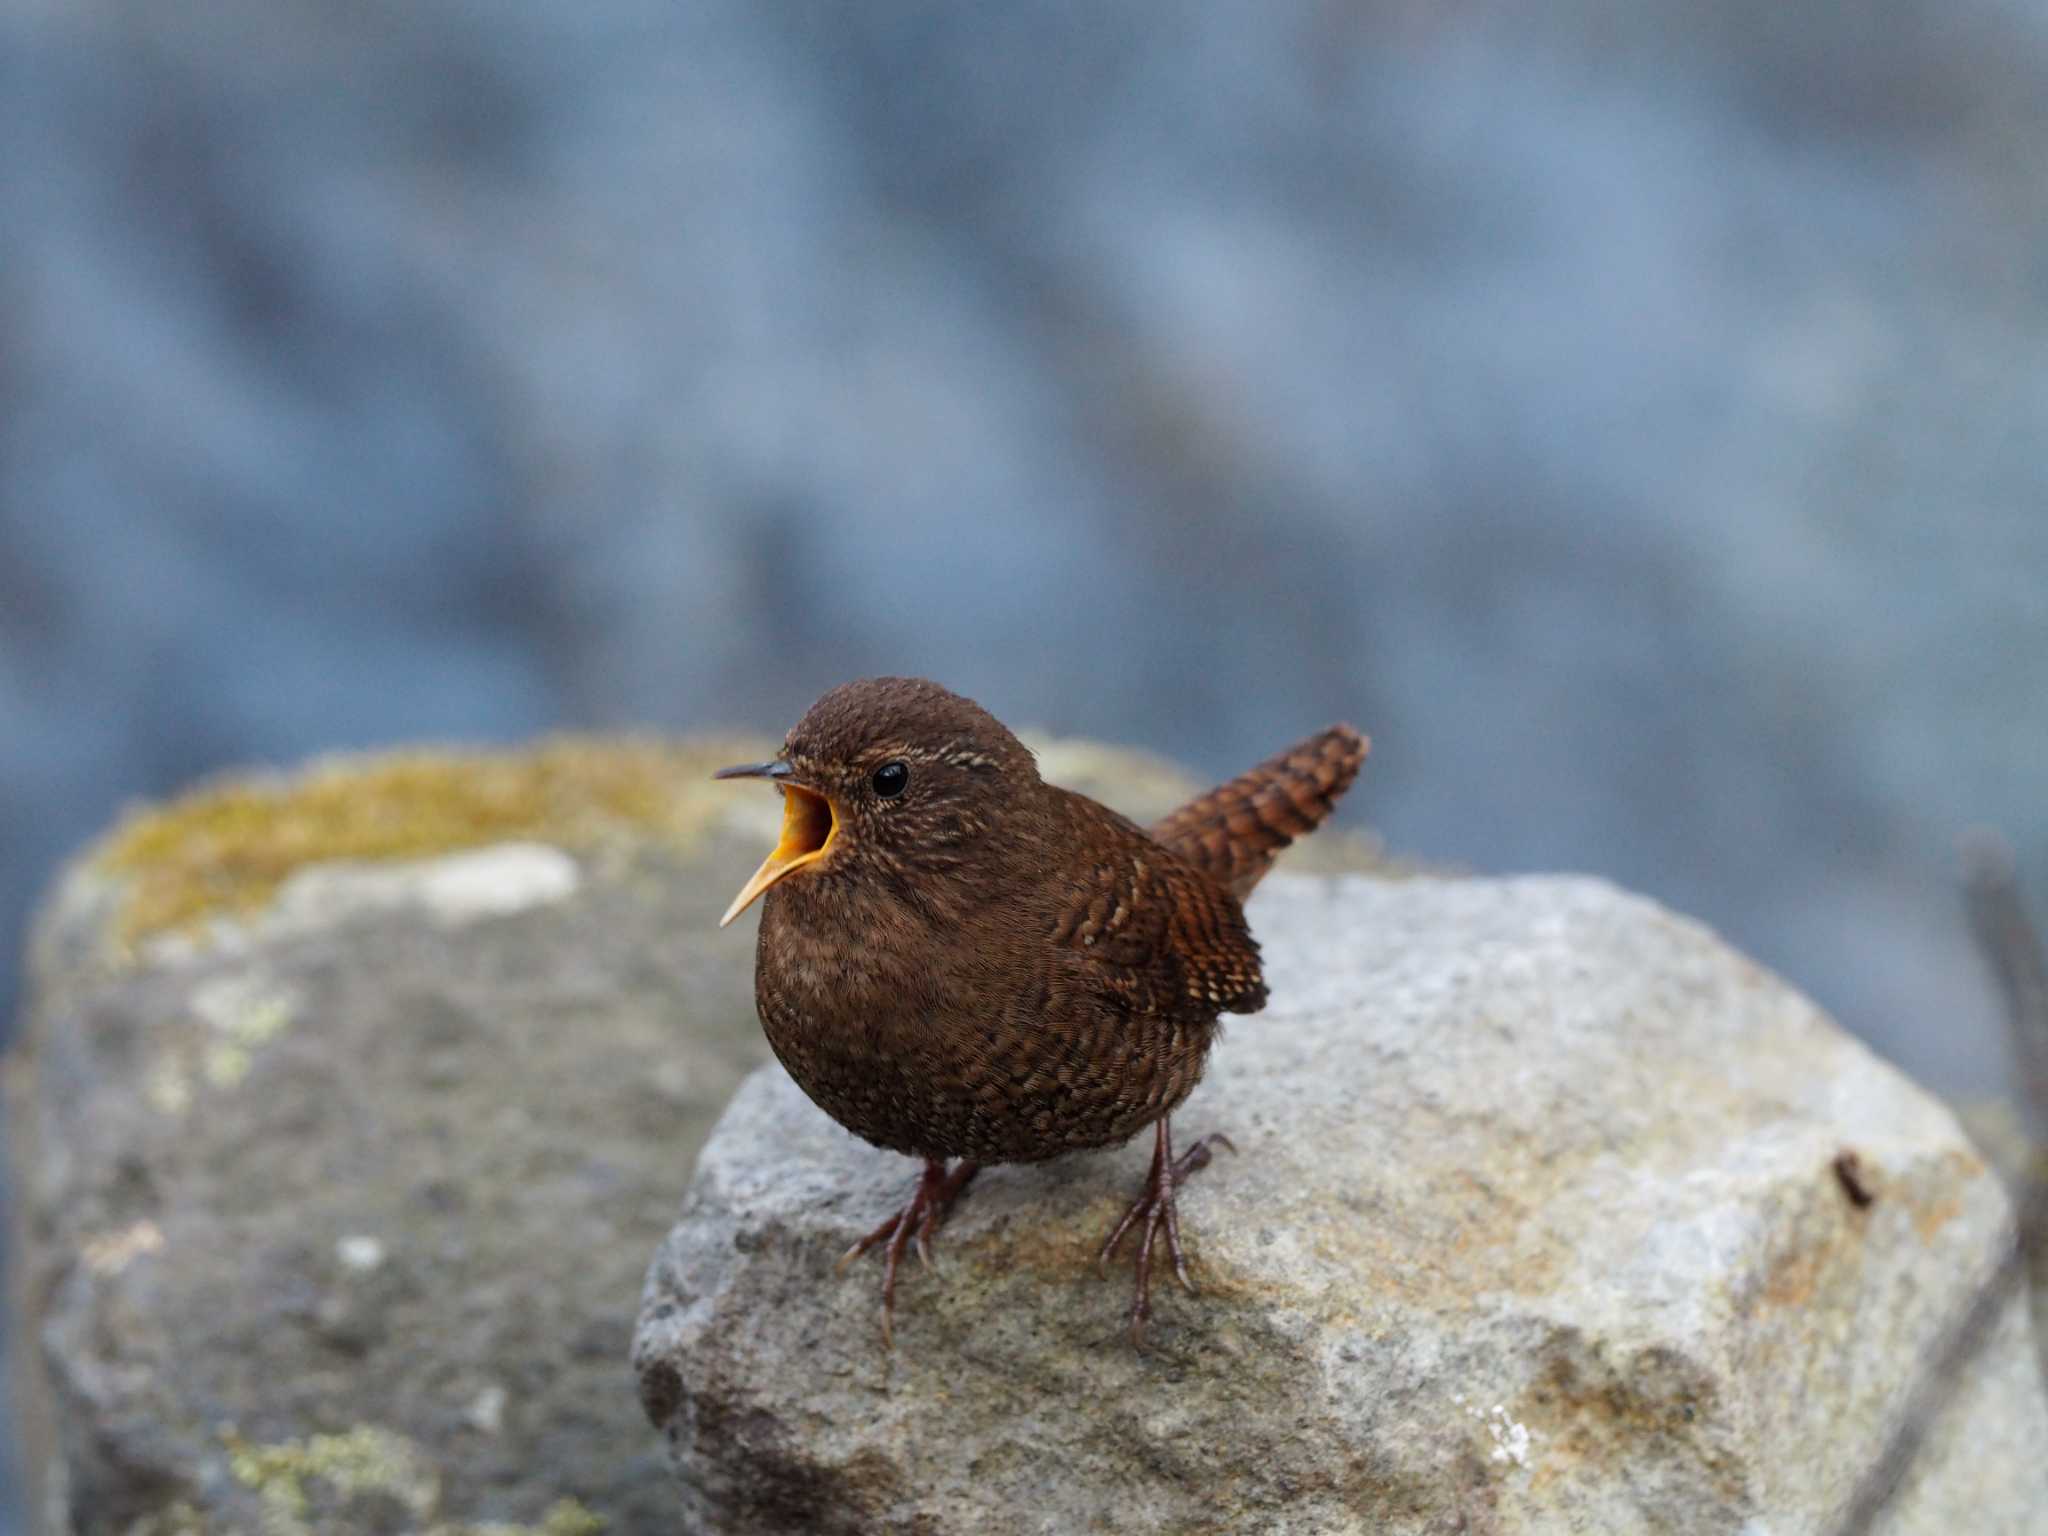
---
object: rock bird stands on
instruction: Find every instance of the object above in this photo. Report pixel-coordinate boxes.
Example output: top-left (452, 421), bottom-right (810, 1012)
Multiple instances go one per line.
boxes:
top-left (715, 677), bottom-right (1366, 1344)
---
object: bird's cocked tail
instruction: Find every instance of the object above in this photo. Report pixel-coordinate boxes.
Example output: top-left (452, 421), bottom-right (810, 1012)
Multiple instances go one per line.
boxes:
top-left (1150, 724), bottom-right (1368, 899)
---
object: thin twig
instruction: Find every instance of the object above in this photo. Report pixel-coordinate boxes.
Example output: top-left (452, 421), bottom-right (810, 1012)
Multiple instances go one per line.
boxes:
top-left (1829, 1185), bottom-right (2044, 1533)
top-left (1964, 835), bottom-right (2048, 1144)
top-left (1827, 836), bottom-right (2048, 1536)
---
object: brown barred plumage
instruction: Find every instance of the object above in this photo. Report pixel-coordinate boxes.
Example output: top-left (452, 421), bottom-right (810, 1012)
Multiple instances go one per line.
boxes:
top-left (1150, 723), bottom-right (1368, 900)
top-left (715, 678), bottom-right (1367, 1345)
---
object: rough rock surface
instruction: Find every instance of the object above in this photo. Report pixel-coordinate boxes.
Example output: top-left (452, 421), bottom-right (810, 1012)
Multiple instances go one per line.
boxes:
top-left (6, 735), bottom-right (1326, 1534)
top-left (635, 875), bottom-right (2048, 1535)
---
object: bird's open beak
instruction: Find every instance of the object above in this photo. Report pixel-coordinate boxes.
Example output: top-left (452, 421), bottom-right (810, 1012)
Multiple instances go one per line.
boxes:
top-left (712, 761), bottom-right (839, 927)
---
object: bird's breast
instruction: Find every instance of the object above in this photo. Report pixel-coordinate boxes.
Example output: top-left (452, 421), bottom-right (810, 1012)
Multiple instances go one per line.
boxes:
top-left (750, 879), bottom-right (1208, 1164)
top-left (752, 886), bottom-right (981, 1156)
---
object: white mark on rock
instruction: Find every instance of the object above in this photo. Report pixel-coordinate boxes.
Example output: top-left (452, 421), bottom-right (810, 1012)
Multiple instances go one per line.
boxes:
top-left (272, 842), bottom-right (582, 932)
top-left (336, 1235), bottom-right (387, 1272)
top-left (1454, 1398), bottom-right (1534, 1469)
top-left (1486, 1404), bottom-right (1532, 1468)
top-left (465, 1384), bottom-right (508, 1434)
top-left (410, 844), bottom-right (581, 923)
top-left (82, 1220), bottom-right (165, 1276)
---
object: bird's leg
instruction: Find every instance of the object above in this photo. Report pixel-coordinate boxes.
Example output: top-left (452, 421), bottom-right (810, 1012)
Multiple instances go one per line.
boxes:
top-left (838, 1158), bottom-right (979, 1346)
top-left (1097, 1116), bottom-right (1236, 1345)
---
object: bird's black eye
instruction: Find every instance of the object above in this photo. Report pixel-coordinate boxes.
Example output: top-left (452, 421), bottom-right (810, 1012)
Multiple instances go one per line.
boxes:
top-left (871, 761), bottom-right (909, 799)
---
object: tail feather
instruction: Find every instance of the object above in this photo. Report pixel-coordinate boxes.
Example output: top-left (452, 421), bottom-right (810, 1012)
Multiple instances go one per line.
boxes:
top-left (1151, 724), bottom-right (1368, 900)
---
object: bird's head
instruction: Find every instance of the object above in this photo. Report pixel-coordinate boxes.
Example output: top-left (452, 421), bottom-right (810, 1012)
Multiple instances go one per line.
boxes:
top-left (713, 677), bottom-right (1039, 926)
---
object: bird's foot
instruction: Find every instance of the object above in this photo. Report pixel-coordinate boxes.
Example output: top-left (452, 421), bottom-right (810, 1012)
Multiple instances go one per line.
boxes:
top-left (1097, 1118), bottom-right (1236, 1346)
top-left (838, 1158), bottom-right (979, 1347)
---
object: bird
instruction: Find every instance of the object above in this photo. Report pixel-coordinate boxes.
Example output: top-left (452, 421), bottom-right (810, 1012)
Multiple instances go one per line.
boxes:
top-left (713, 677), bottom-right (1367, 1345)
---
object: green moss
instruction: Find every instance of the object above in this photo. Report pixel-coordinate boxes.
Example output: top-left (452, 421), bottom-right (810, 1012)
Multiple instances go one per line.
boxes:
top-left (222, 1425), bottom-right (607, 1535)
top-left (127, 1504), bottom-right (209, 1536)
top-left (428, 1500), bottom-right (608, 1536)
top-left (225, 1425), bottom-right (439, 1535)
top-left (95, 735), bottom-right (771, 950)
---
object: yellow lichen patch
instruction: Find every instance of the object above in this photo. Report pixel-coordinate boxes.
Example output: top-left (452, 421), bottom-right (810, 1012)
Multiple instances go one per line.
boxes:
top-left (127, 1503), bottom-right (209, 1536)
top-left (220, 1421), bottom-right (605, 1536)
top-left (194, 972), bottom-right (302, 1089)
top-left (428, 1500), bottom-right (608, 1536)
top-left (95, 735), bottom-right (772, 952)
top-left (225, 1425), bottom-right (439, 1535)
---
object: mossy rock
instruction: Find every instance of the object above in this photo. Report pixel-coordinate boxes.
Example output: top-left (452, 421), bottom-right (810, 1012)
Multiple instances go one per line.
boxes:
top-left (9, 732), bottom-right (1389, 1534)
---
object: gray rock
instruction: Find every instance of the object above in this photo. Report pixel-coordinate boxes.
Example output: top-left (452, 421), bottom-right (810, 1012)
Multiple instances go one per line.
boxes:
top-left (8, 735), bottom-right (1361, 1533)
top-left (2, 739), bottom-right (775, 1533)
top-left (634, 875), bottom-right (2048, 1535)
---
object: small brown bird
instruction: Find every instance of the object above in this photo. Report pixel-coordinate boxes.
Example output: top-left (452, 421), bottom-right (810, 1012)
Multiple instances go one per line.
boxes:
top-left (715, 677), bottom-right (1366, 1343)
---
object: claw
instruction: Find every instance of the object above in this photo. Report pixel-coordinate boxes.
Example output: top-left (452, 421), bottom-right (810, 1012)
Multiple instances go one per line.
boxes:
top-left (1096, 1195), bottom-right (1148, 1274)
top-left (1163, 1187), bottom-right (1193, 1294)
top-left (1097, 1117), bottom-right (1233, 1345)
top-left (841, 1159), bottom-right (979, 1345)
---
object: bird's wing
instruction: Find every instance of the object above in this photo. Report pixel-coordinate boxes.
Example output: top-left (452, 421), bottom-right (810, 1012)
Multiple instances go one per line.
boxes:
top-left (1050, 795), bottom-right (1267, 1021)
top-left (1150, 724), bottom-right (1367, 900)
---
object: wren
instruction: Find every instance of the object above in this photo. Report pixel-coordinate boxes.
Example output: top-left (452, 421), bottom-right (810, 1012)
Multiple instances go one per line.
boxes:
top-left (714, 677), bottom-right (1366, 1345)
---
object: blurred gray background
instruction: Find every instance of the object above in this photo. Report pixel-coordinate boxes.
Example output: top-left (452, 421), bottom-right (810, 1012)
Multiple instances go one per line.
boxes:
top-left (3, 0), bottom-right (2045, 1521)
